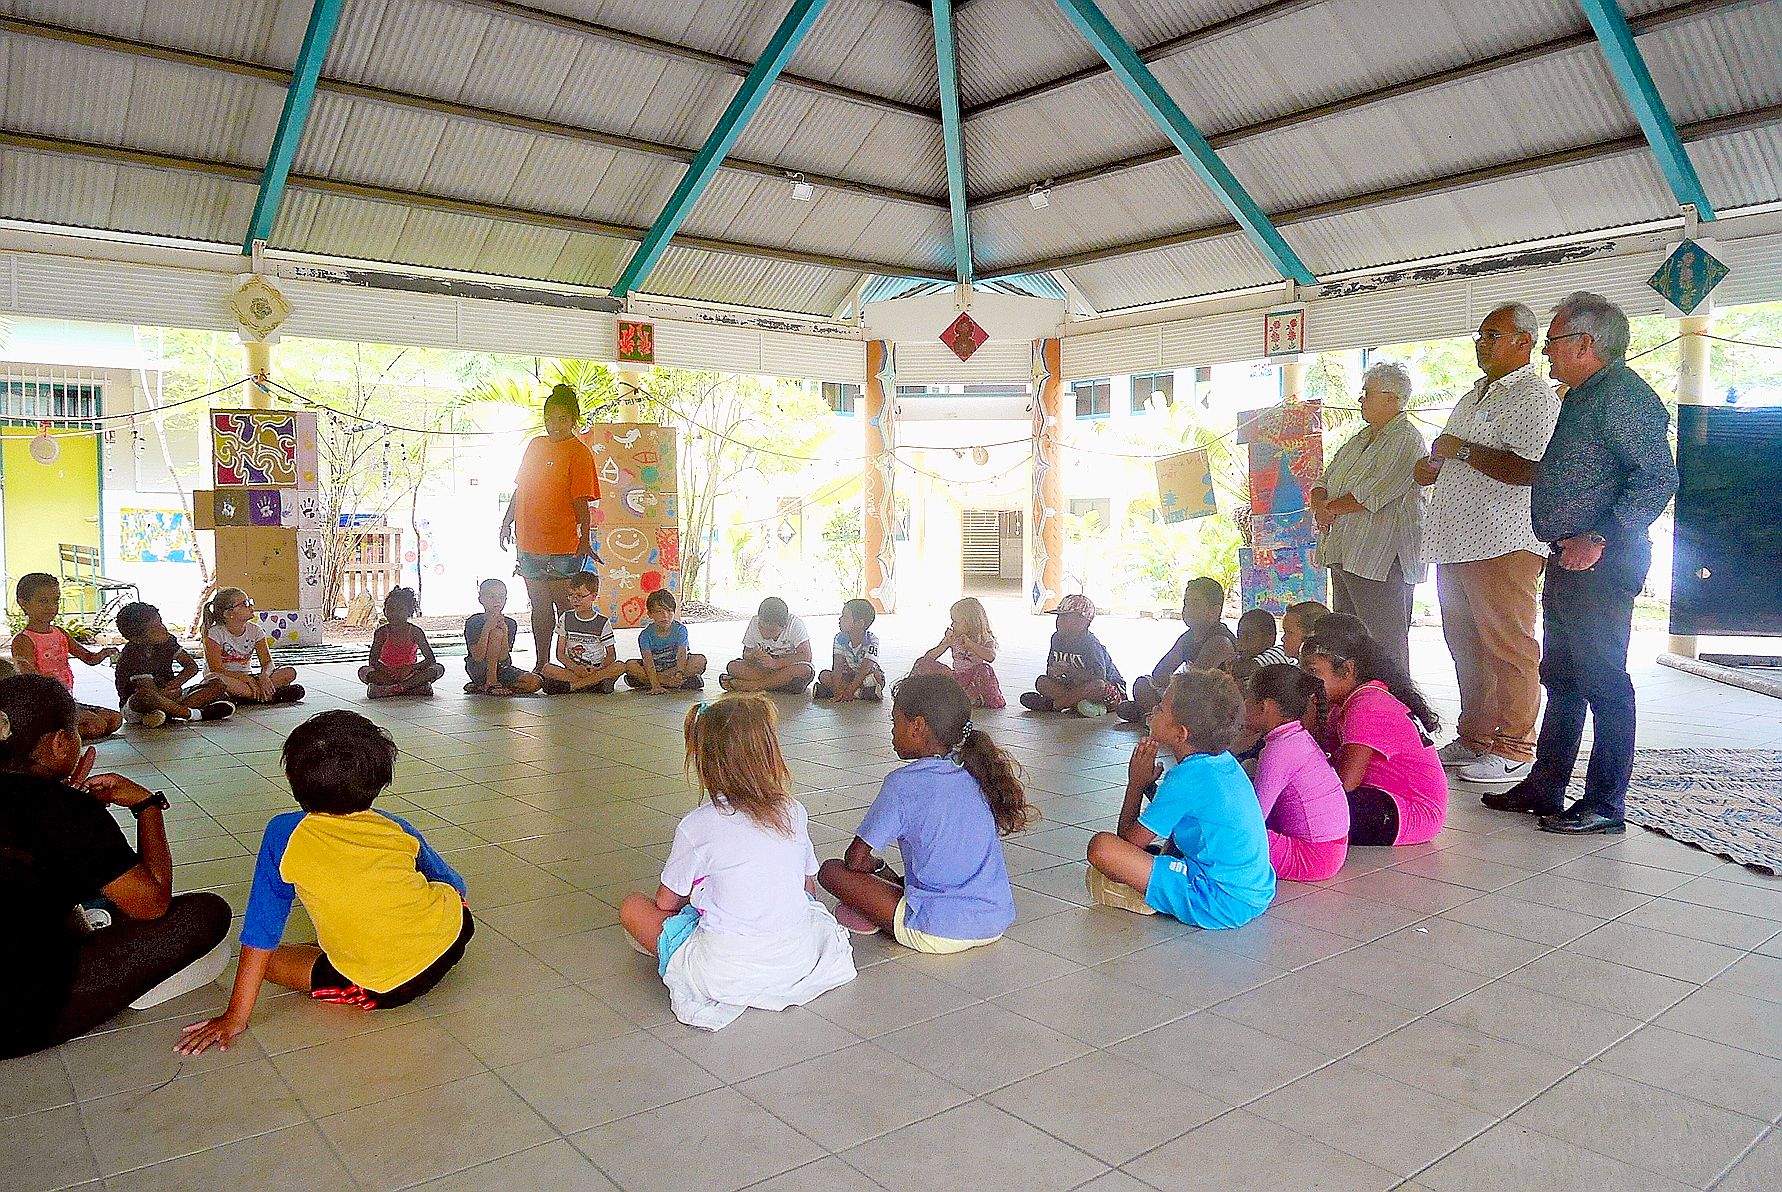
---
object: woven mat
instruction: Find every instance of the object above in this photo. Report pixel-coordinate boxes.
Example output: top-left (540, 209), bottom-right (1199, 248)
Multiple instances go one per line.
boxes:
top-left (1572, 748), bottom-right (1782, 875)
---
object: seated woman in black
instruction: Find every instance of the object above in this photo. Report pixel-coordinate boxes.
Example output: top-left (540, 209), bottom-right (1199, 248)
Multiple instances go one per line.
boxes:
top-left (0, 674), bottom-right (230, 1058)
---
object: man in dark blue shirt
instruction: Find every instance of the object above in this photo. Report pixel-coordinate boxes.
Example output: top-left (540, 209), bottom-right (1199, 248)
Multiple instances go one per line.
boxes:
top-left (1489, 293), bottom-right (1678, 834)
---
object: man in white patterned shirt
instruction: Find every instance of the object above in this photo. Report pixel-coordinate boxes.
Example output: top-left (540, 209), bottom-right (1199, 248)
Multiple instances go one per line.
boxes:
top-left (1415, 303), bottom-right (1561, 786)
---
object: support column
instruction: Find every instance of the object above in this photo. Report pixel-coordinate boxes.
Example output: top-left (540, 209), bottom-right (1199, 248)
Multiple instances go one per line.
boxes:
top-left (1281, 356), bottom-right (1307, 403)
top-left (1029, 338), bottom-right (1065, 613)
top-left (863, 341), bottom-right (897, 613)
top-left (243, 340), bottom-right (273, 409)
top-left (615, 369), bottom-right (645, 419)
top-left (1668, 312), bottom-right (1711, 659)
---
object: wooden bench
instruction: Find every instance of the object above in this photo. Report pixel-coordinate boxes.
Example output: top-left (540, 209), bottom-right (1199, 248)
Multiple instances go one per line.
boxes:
top-left (58, 543), bottom-right (140, 633)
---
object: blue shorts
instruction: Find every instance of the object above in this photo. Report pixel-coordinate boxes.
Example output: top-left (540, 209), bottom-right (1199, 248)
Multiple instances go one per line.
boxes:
top-left (657, 905), bottom-right (701, 977)
top-left (515, 551), bottom-right (587, 582)
top-left (464, 657), bottom-right (525, 689)
top-left (1144, 853), bottom-right (1268, 931)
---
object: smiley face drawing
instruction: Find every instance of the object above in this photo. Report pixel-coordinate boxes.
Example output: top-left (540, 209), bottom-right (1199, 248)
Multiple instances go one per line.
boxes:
top-left (604, 525), bottom-right (650, 563)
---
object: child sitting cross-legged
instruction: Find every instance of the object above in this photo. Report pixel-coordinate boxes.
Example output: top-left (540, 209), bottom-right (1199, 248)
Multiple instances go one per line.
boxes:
top-left (1116, 577), bottom-right (1235, 723)
top-left (1085, 669), bottom-right (1275, 928)
top-left (539, 572), bottom-right (625, 694)
top-left (358, 587), bottom-right (446, 699)
top-left (624, 589), bottom-right (707, 692)
top-left (911, 596), bottom-right (1005, 708)
top-left (12, 572), bottom-right (123, 739)
top-left (202, 587), bottom-right (304, 705)
top-left (815, 598), bottom-right (884, 702)
top-left (819, 672), bottom-right (1035, 952)
top-left (718, 597), bottom-right (815, 693)
top-left (462, 578), bottom-right (541, 696)
top-left (177, 711), bottom-right (473, 1055)
top-left (1020, 594), bottom-right (1126, 717)
top-left (1245, 664), bottom-right (1350, 882)
top-left (114, 601), bottom-right (234, 726)
top-left (619, 695), bottom-right (856, 1030)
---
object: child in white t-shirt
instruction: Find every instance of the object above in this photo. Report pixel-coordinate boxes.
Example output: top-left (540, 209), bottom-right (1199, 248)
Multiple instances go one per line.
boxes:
top-left (202, 587), bottom-right (303, 704)
top-left (619, 694), bottom-right (855, 1030)
top-left (718, 597), bottom-right (815, 693)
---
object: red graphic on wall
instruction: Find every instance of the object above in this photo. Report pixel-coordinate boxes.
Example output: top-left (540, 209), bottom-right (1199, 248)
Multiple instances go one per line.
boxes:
top-left (939, 313), bottom-right (988, 362)
top-left (655, 527), bottom-right (680, 571)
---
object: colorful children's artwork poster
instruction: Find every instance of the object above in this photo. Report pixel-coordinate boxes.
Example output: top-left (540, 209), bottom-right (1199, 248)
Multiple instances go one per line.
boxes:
top-left (581, 423), bottom-right (679, 628)
top-left (255, 609), bottom-right (321, 646)
top-left (1251, 509), bottom-right (1317, 552)
top-left (1154, 448), bottom-right (1217, 524)
top-left (1239, 545), bottom-right (1327, 616)
top-left (212, 410), bottom-right (318, 488)
top-left (1239, 402), bottom-right (1324, 516)
top-left (119, 509), bottom-right (195, 563)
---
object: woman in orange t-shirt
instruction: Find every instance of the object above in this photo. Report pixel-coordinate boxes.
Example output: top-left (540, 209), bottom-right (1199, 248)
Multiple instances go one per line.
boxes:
top-left (498, 384), bottom-right (600, 667)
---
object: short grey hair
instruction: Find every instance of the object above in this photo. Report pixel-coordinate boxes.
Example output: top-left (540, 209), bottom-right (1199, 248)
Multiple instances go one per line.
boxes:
top-left (1552, 291), bottom-right (1630, 362)
top-left (1361, 361), bottom-right (1414, 410)
top-left (1490, 303), bottom-right (1539, 336)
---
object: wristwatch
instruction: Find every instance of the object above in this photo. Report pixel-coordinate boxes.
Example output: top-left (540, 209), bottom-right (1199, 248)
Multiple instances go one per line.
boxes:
top-left (129, 791), bottom-right (170, 817)
top-left (1454, 443), bottom-right (1473, 463)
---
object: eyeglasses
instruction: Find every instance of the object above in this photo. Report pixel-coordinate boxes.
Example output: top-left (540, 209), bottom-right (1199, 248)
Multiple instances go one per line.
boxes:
top-left (228, 600), bottom-right (254, 611)
top-left (1472, 330), bottom-right (1514, 343)
top-left (1543, 332), bottom-right (1589, 348)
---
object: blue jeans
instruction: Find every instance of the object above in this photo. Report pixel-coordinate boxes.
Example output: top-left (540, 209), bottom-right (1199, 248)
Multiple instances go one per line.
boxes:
top-left (1528, 539), bottom-right (1649, 818)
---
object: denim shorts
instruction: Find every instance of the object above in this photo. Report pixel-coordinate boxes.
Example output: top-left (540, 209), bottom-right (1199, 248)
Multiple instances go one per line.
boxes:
top-left (515, 551), bottom-right (586, 582)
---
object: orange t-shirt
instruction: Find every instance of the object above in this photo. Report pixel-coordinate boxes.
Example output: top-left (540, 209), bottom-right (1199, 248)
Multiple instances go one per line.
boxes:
top-left (514, 435), bottom-right (598, 555)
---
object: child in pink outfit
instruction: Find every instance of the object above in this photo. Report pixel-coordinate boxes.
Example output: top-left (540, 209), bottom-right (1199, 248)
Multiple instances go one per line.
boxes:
top-left (912, 597), bottom-right (1006, 709)
top-left (1300, 614), bottom-right (1448, 847)
top-left (1245, 665), bottom-right (1349, 881)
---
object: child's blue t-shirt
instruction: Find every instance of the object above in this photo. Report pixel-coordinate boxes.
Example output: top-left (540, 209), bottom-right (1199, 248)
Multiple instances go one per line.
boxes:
top-left (854, 757), bottom-right (1015, 941)
top-left (1138, 751), bottom-right (1274, 927)
top-left (1046, 629), bottom-right (1126, 692)
top-left (637, 621), bottom-right (690, 670)
top-left (831, 629), bottom-right (880, 672)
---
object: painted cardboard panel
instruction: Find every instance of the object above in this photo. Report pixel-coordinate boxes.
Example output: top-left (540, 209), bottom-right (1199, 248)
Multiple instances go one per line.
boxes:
top-left (212, 489), bottom-right (253, 527)
top-left (296, 530), bottom-right (324, 609)
top-left (295, 411), bottom-right (318, 489)
top-left (1250, 508), bottom-right (1318, 552)
top-left (1239, 544), bottom-right (1327, 616)
top-left (1154, 448), bottom-right (1217, 524)
top-left (248, 488), bottom-right (284, 526)
top-left (191, 490), bottom-right (217, 531)
top-left (213, 526), bottom-right (300, 610)
top-left (580, 423), bottom-right (680, 628)
top-left (118, 509), bottom-right (195, 563)
top-left (212, 410), bottom-right (300, 487)
top-left (1239, 402), bottom-right (1324, 516)
top-left (256, 609), bottom-right (322, 647)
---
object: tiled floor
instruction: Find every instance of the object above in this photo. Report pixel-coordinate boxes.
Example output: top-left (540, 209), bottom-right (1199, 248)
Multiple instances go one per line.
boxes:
top-left (6, 613), bottom-right (1781, 1191)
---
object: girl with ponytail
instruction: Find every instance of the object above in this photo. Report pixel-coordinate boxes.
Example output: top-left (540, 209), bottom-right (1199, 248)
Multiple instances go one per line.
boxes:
top-left (818, 672), bottom-right (1033, 953)
top-left (1298, 614), bottom-right (1448, 846)
top-left (1245, 665), bottom-right (1350, 881)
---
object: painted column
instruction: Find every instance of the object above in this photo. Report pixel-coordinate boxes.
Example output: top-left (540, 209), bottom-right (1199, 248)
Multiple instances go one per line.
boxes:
top-left (616, 369), bottom-right (645, 419)
top-left (1029, 337), bottom-right (1065, 613)
top-left (1668, 312), bottom-right (1711, 659)
top-left (243, 341), bottom-right (273, 409)
top-left (863, 340), bottom-right (897, 613)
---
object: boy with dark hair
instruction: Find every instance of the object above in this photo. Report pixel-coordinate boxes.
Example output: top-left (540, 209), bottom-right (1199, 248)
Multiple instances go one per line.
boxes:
top-left (816, 597), bottom-right (884, 702)
top-left (12, 572), bottom-right (123, 739)
top-left (1281, 600), bottom-right (1330, 661)
top-left (539, 572), bottom-right (625, 694)
top-left (1021, 594), bottom-right (1127, 717)
top-left (114, 601), bottom-right (234, 726)
top-left (719, 596), bottom-right (815, 692)
top-left (177, 711), bottom-right (472, 1054)
top-left (1228, 608), bottom-right (1292, 683)
top-left (463, 578), bottom-right (541, 695)
top-left (625, 589), bottom-right (707, 692)
top-left (1116, 577), bottom-right (1236, 723)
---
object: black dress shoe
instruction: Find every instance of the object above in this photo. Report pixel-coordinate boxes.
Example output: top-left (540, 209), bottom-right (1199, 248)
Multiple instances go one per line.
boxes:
top-left (1481, 779), bottom-right (1564, 815)
top-left (1536, 805), bottom-right (1626, 834)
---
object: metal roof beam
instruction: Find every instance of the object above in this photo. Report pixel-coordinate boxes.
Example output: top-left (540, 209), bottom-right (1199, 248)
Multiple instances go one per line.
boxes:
top-left (1050, 0), bottom-right (1315, 286)
top-left (454, 0), bottom-right (938, 123)
top-left (0, 16), bottom-right (949, 213)
top-left (1576, 0), bottom-right (1716, 219)
top-left (0, 131), bottom-right (943, 281)
top-left (242, 0), bottom-right (344, 253)
top-left (969, 0), bottom-right (1738, 209)
top-left (931, 0), bottom-right (973, 285)
top-left (982, 102), bottom-right (1779, 277)
top-left (610, 0), bottom-right (834, 299)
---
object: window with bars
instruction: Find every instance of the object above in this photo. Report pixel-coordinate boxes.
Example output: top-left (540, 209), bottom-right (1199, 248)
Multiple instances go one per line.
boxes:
top-left (1, 381), bottom-right (104, 422)
top-left (1130, 371), bottom-right (1175, 413)
top-left (1073, 378), bottom-right (1110, 419)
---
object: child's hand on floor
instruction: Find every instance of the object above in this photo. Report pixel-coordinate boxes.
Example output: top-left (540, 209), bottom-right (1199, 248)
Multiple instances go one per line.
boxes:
top-left (176, 1013), bottom-right (247, 1055)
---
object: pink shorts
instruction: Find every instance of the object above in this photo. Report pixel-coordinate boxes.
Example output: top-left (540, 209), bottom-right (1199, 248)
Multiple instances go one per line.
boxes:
top-left (1267, 832), bottom-right (1348, 883)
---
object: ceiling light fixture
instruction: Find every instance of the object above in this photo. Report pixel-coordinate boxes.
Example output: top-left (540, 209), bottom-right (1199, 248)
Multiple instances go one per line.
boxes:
top-left (1027, 182), bottom-right (1051, 210)
top-left (788, 172), bottom-right (814, 202)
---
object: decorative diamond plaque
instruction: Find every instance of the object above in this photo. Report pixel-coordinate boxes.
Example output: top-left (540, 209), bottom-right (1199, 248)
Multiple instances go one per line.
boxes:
top-left (1648, 239), bottom-right (1729, 316)
top-left (940, 312), bottom-right (989, 362)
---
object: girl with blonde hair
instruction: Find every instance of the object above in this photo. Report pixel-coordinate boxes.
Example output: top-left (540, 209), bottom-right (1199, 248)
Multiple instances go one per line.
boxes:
top-left (619, 695), bottom-right (855, 1029)
top-left (912, 596), bottom-right (1005, 708)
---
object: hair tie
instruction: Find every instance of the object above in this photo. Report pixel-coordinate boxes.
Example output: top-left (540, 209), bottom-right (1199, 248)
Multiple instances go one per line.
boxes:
top-left (693, 701), bottom-right (710, 717)
top-left (0, 712), bottom-right (10, 742)
top-left (962, 720), bottom-right (976, 736)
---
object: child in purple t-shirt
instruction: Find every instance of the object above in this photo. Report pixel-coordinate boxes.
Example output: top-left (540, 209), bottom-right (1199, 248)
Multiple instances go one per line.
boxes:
top-left (1245, 665), bottom-right (1350, 881)
top-left (818, 673), bottom-right (1035, 953)
top-left (1299, 615), bottom-right (1448, 846)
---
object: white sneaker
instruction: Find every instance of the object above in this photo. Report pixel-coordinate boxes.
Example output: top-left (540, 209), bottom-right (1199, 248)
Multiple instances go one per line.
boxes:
top-left (1458, 754), bottom-right (1533, 785)
top-left (139, 709), bottom-right (167, 729)
top-left (1436, 739), bottom-right (1485, 768)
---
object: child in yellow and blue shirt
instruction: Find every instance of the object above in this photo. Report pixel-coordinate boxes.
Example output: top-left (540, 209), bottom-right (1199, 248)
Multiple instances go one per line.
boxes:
top-left (177, 711), bottom-right (471, 1054)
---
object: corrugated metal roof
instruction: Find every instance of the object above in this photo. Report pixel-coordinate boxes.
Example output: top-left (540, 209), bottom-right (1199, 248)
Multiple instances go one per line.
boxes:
top-left (782, 0), bottom-right (940, 109)
top-left (730, 87), bottom-right (946, 197)
top-left (646, 244), bottom-right (862, 316)
top-left (962, 73), bottom-right (1160, 198)
top-left (1642, 0), bottom-right (1782, 122)
top-left (9, 0), bottom-right (292, 65)
top-left (1058, 231), bottom-right (1275, 312)
top-left (972, 161), bottom-right (1231, 270)
top-left (679, 171), bottom-right (952, 273)
top-left (0, 144), bottom-right (253, 243)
